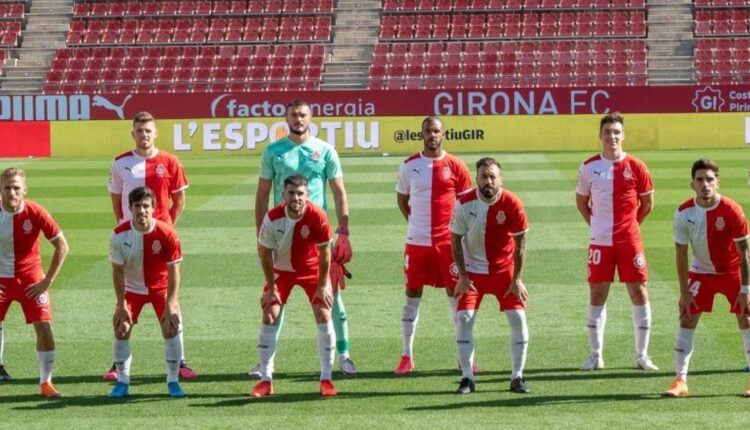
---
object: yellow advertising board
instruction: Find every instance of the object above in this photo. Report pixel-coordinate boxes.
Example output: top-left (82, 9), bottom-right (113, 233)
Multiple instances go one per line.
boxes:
top-left (50, 113), bottom-right (750, 157)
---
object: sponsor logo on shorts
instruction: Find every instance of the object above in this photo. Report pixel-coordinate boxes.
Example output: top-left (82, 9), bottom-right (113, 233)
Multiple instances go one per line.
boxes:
top-left (633, 253), bottom-right (646, 269)
top-left (623, 166), bottom-right (633, 180)
top-left (300, 225), bottom-right (310, 238)
top-left (152, 239), bottom-right (162, 254)
top-left (155, 164), bottom-right (166, 177)
top-left (715, 216), bottom-right (726, 231)
top-left (36, 292), bottom-right (49, 305)
top-left (449, 262), bottom-right (459, 278)
top-left (442, 167), bottom-right (452, 180)
top-left (496, 210), bottom-right (506, 224)
top-left (22, 219), bottom-right (33, 233)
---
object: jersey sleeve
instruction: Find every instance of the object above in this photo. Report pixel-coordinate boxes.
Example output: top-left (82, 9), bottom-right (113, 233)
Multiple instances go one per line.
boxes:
top-left (673, 209), bottom-right (689, 246)
top-left (395, 162), bottom-right (410, 195)
top-left (170, 159), bottom-right (189, 193)
top-left (730, 203), bottom-right (749, 241)
top-left (450, 200), bottom-right (468, 235)
top-left (575, 163), bottom-right (590, 196)
top-left (455, 161), bottom-right (472, 195)
top-left (324, 147), bottom-right (343, 180)
top-left (313, 209), bottom-right (332, 245)
top-left (257, 214), bottom-right (277, 249)
top-left (259, 148), bottom-right (275, 180)
top-left (165, 229), bottom-right (183, 265)
top-left (34, 205), bottom-right (62, 241)
top-left (108, 159), bottom-right (123, 194)
top-left (508, 196), bottom-right (529, 235)
top-left (109, 232), bottom-right (126, 265)
top-left (636, 160), bottom-right (654, 195)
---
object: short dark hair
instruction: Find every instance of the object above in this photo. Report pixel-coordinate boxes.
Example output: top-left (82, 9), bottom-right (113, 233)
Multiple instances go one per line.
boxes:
top-left (476, 157), bottom-right (501, 171)
top-left (284, 174), bottom-right (308, 189)
top-left (286, 99), bottom-right (311, 112)
top-left (691, 158), bottom-right (719, 179)
top-left (1, 167), bottom-right (26, 186)
top-left (132, 111), bottom-right (156, 126)
top-left (599, 112), bottom-right (624, 132)
top-left (128, 186), bottom-right (156, 207)
top-left (421, 116), bottom-right (444, 130)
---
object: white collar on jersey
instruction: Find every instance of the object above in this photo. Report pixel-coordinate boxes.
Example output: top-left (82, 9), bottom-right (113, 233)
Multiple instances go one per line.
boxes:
top-left (0, 199), bottom-right (25, 214)
top-left (476, 188), bottom-right (503, 205)
top-left (130, 219), bottom-right (157, 234)
top-left (131, 148), bottom-right (160, 159)
top-left (693, 194), bottom-right (722, 211)
top-left (599, 151), bottom-right (627, 162)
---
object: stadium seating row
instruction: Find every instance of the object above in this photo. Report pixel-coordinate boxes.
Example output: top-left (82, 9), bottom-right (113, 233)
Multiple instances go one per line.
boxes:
top-left (0, 3), bottom-right (24, 18)
top-left (383, 0), bottom-right (645, 12)
top-left (43, 80), bottom-right (320, 94)
top-left (380, 11), bottom-right (646, 39)
top-left (695, 0), bottom-right (750, 6)
top-left (368, 74), bottom-right (647, 89)
top-left (66, 16), bottom-right (332, 44)
top-left (73, 0), bottom-right (333, 17)
top-left (695, 10), bottom-right (750, 35)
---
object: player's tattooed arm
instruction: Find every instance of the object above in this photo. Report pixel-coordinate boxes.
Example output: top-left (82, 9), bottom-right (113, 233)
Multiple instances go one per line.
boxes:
top-left (451, 233), bottom-right (474, 298)
top-left (575, 193), bottom-right (592, 226)
top-left (397, 193), bottom-right (410, 221)
top-left (734, 238), bottom-right (750, 317)
top-left (512, 232), bottom-right (526, 282)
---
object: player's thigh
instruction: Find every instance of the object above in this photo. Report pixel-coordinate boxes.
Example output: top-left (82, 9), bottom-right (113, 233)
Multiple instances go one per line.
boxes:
top-left (485, 271), bottom-right (525, 312)
top-left (686, 272), bottom-right (721, 314)
top-left (436, 243), bottom-right (459, 289)
top-left (458, 273), bottom-right (487, 311)
top-left (404, 244), bottom-right (441, 289)
top-left (125, 291), bottom-right (150, 324)
top-left (265, 272), bottom-right (297, 305)
top-left (714, 271), bottom-right (743, 314)
top-left (614, 242), bottom-right (648, 283)
top-left (16, 279), bottom-right (53, 324)
top-left (0, 278), bottom-right (21, 321)
top-left (148, 288), bottom-right (168, 320)
top-left (587, 244), bottom-right (616, 283)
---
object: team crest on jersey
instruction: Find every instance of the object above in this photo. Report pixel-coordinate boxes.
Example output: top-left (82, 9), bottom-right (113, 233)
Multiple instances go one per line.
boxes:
top-left (633, 253), bottom-right (646, 269)
top-left (311, 151), bottom-right (321, 161)
top-left (22, 219), bottom-right (33, 233)
top-left (623, 166), bottom-right (633, 180)
top-left (496, 211), bottom-right (506, 224)
top-left (152, 240), bottom-right (162, 254)
top-left (715, 216), bottom-right (726, 231)
top-left (36, 292), bottom-right (49, 305)
top-left (442, 167), bottom-right (452, 180)
top-left (449, 263), bottom-right (459, 279)
top-left (300, 225), bottom-right (310, 238)
top-left (155, 164), bottom-right (166, 177)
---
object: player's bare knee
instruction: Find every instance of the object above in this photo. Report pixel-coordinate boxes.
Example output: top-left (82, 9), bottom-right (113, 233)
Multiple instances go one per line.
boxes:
top-left (736, 314), bottom-right (750, 330)
top-left (680, 315), bottom-right (700, 329)
top-left (313, 306), bottom-right (331, 324)
top-left (444, 287), bottom-right (455, 297)
top-left (406, 287), bottom-right (423, 298)
top-left (33, 321), bottom-right (52, 336)
top-left (626, 282), bottom-right (648, 305)
top-left (114, 322), bottom-right (132, 340)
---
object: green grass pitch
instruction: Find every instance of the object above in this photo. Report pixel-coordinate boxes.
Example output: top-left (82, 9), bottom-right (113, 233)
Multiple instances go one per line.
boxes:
top-left (1, 148), bottom-right (750, 429)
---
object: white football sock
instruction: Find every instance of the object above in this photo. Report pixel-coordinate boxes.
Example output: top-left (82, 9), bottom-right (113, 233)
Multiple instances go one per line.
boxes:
top-left (587, 305), bottom-right (606, 357)
top-left (741, 329), bottom-right (750, 370)
top-left (164, 329), bottom-right (182, 383)
top-left (675, 327), bottom-right (695, 380)
top-left (446, 295), bottom-right (458, 325)
top-left (178, 329), bottom-right (186, 361)
top-left (113, 338), bottom-right (132, 384)
top-left (317, 321), bottom-right (335, 381)
top-left (0, 321), bottom-right (5, 365)
top-left (401, 297), bottom-right (421, 357)
top-left (258, 324), bottom-right (277, 382)
top-left (633, 303), bottom-right (652, 359)
top-left (38, 350), bottom-right (55, 384)
top-left (456, 310), bottom-right (476, 379)
top-left (506, 309), bottom-right (529, 379)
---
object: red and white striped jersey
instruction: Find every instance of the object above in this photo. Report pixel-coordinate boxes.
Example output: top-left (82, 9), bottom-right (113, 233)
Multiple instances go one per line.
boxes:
top-left (109, 219), bottom-right (183, 295)
top-left (258, 202), bottom-right (331, 274)
top-left (450, 189), bottom-right (528, 274)
top-left (576, 153), bottom-right (653, 246)
top-left (0, 200), bottom-right (62, 281)
top-left (396, 152), bottom-right (472, 247)
top-left (674, 195), bottom-right (749, 274)
top-left (108, 149), bottom-right (189, 224)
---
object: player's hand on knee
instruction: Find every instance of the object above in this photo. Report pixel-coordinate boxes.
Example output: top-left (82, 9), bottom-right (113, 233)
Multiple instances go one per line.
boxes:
top-left (161, 311), bottom-right (181, 338)
top-left (679, 293), bottom-right (697, 320)
top-left (261, 287), bottom-right (281, 309)
top-left (506, 279), bottom-right (528, 303)
top-left (736, 293), bottom-right (750, 318)
top-left (333, 229), bottom-right (353, 264)
top-left (454, 275), bottom-right (475, 298)
top-left (315, 284), bottom-right (333, 309)
top-left (25, 277), bottom-right (51, 299)
top-left (113, 303), bottom-right (132, 330)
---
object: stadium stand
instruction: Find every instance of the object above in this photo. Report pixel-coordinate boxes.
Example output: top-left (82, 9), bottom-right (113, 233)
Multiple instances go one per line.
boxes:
top-left (693, 0), bottom-right (750, 84)
top-left (43, 0), bottom-right (331, 93)
top-left (369, 0), bottom-right (649, 88)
